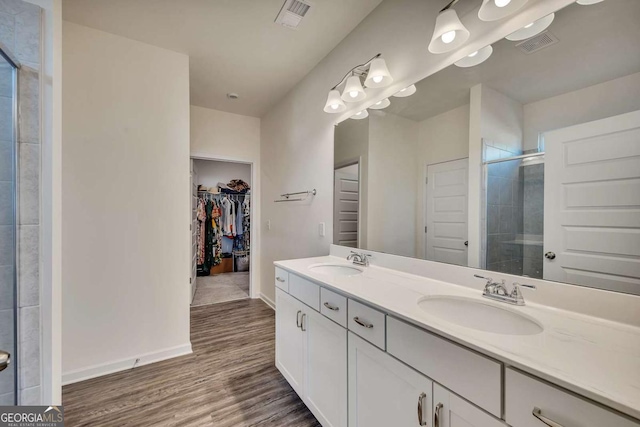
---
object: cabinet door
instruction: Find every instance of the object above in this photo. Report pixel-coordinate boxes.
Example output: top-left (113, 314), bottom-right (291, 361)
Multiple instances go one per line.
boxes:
top-left (305, 309), bottom-right (348, 427)
top-left (433, 383), bottom-right (505, 427)
top-left (275, 288), bottom-right (305, 396)
top-left (349, 332), bottom-right (433, 427)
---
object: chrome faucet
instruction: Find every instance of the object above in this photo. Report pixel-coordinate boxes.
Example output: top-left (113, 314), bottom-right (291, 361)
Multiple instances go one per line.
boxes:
top-left (347, 251), bottom-right (371, 266)
top-left (474, 275), bottom-right (536, 306)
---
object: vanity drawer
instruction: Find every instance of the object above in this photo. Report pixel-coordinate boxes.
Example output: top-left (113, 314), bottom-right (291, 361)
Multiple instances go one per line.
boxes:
top-left (505, 368), bottom-right (638, 427)
top-left (320, 287), bottom-right (347, 327)
top-left (289, 274), bottom-right (320, 311)
top-left (275, 267), bottom-right (289, 292)
top-left (348, 299), bottom-right (385, 349)
top-left (386, 316), bottom-right (502, 417)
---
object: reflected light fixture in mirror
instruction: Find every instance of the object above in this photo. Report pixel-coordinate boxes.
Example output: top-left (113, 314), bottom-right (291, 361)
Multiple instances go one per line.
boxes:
top-left (428, 7), bottom-right (470, 54)
top-left (342, 75), bottom-right (366, 102)
top-left (364, 58), bottom-right (393, 88)
top-left (323, 89), bottom-right (347, 113)
top-left (506, 13), bottom-right (555, 41)
top-left (392, 84), bottom-right (417, 98)
top-left (577, 0), bottom-right (604, 4)
top-left (350, 110), bottom-right (369, 120)
top-left (478, 0), bottom-right (528, 21)
top-left (455, 45), bottom-right (493, 67)
top-left (369, 98), bottom-right (391, 110)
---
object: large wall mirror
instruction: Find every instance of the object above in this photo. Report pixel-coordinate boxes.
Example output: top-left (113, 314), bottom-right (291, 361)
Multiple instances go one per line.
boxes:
top-left (334, 0), bottom-right (640, 295)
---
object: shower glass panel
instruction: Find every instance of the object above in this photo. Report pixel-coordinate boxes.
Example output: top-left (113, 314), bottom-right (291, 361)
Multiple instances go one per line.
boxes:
top-left (485, 155), bottom-right (545, 279)
top-left (0, 51), bottom-right (18, 405)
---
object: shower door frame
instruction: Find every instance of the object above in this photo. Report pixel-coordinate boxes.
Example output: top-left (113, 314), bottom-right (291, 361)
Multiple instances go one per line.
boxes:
top-left (0, 43), bottom-right (20, 405)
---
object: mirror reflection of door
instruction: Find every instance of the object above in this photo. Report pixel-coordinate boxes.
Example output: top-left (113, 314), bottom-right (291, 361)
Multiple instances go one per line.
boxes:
top-left (334, 163), bottom-right (360, 248)
top-left (543, 110), bottom-right (640, 294)
top-left (425, 159), bottom-right (469, 266)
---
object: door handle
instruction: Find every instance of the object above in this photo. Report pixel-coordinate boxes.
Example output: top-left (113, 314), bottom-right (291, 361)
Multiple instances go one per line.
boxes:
top-left (464, 241), bottom-right (468, 246)
top-left (434, 402), bottom-right (443, 427)
top-left (532, 407), bottom-right (564, 427)
top-left (276, 277), bottom-right (285, 282)
top-left (0, 351), bottom-right (10, 372)
top-left (417, 392), bottom-right (427, 426)
top-left (545, 252), bottom-right (556, 260)
top-left (323, 302), bottom-right (339, 311)
top-left (296, 310), bottom-right (302, 328)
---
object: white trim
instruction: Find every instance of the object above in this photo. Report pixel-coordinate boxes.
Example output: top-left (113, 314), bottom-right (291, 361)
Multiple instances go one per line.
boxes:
top-left (260, 293), bottom-right (275, 310)
top-left (61, 343), bottom-right (193, 386)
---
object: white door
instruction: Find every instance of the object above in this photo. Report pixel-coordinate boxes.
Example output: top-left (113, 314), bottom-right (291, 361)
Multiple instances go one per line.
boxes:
top-left (305, 308), bottom-right (347, 427)
top-left (275, 289), bottom-right (306, 396)
top-left (425, 159), bottom-right (469, 265)
top-left (544, 110), bottom-right (640, 294)
top-left (334, 164), bottom-right (359, 248)
top-left (349, 332), bottom-right (433, 427)
top-left (433, 383), bottom-right (504, 427)
top-left (190, 160), bottom-right (198, 301)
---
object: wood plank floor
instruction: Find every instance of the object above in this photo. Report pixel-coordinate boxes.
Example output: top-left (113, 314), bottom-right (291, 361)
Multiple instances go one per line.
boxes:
top-left (62, 299), bottom-right (321, 427)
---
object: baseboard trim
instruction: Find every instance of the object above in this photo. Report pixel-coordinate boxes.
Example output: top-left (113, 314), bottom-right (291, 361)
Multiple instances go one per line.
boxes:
top-left (62, 343), bottom-right (193, 386)
top-left (260, 293), bottom-right (275, 310)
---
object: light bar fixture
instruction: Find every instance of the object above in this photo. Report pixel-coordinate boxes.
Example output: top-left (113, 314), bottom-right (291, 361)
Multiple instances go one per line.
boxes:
top-left (454, 45), bottom-right (493, 67)
top-left (323, 53), bottom-right (394, 114)
top-left (506, 13), bottom-right (554, 41)
top-left (429, 1), bottom-right (470, 54)
top-left (350, 110), bottom-right (369, 120)
top-left (369, 98), bottom-right (391, 110)
top-left (392, 85), bottom-right (417, 98)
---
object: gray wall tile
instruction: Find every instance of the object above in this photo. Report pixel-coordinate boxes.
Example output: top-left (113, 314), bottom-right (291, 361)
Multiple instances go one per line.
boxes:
top-left (0, 139), bottom-right (11, 182)
top-left (0, 391), bottom-right (14, 405)
top-left (0, 265), bottom-right (12, 310)
top-left (0, 11), bottom-right (14, 53)
top-left (0, 180), bottom-right (12, 225)
top-left (18, 142), bottom-right (38, 225)
top-left (19, 385), bottom-right (39, 405)
top-left (14, 8), bottom-right (39, 65)
top-left (0, 225), bottom-right (13, 266)
top-left (18, 224), bottom-right (38, 307)
top-left (0, 95), bottom-right (12, 141)
top-left (18, 66), bottom-right (39, 144)
top-left (18, 305), bottom-right (39, 389)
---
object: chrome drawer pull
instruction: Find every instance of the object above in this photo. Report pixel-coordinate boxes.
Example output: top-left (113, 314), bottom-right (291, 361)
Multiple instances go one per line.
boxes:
top-left (276, 277), bottom-right (285, 282)
top-left (532, 407), bottom-right (564, 427)
top-left (434, 403), bottom-right (443, 427)
top-left (417, 392), bottom-right (427, 426)
top-left (323, 302), bottom-right (339, 311)
top-left (353, 317), bottom-right (373, 328)
top-left (296, 310), bottom-right (302, 328)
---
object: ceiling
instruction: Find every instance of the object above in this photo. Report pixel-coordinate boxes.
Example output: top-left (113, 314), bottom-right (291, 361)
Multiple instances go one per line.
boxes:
top-left (62, 0), bottom-right (383, 117)
top-left (385, 0), bottom-right (640, 122)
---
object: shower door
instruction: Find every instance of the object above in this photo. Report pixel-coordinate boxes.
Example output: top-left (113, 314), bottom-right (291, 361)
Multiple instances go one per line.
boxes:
top-left (0, 50), bottom-right (18, 405)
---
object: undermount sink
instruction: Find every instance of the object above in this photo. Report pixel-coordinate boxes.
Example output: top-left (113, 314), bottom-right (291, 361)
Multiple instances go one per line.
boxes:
top-left (418, 296), bottom-right (543, 336)
top-left (308, 263), bottom-right (363, 277)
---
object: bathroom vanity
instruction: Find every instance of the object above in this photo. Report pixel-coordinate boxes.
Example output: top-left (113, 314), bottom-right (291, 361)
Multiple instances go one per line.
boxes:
top-left (274, 248), bottom-right (640, 427)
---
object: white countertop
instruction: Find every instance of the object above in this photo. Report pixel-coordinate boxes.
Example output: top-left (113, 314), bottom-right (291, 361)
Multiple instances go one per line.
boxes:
top-left (275, 255), bottom-right (640, 420)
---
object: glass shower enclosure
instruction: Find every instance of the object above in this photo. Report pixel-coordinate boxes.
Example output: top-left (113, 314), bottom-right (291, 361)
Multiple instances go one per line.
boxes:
top-left (0, 47), bottom-right (19, 405)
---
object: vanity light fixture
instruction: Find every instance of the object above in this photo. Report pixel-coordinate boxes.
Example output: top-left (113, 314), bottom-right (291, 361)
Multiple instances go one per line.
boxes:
top-left (323, 89), bottom-right (347, 113)
top-left (392, 85), bottom-right (417, 98)
top-left (454, 45), bottom-right (493, 67)
top-left (506, 13), bottom-right (554, 41)
top-left (323, 53), bottom-right (394, 113)
top-left (478, 0), bottom-right (528, 21)
top-left (576, 0), bottom-right (604, 4)
top-left (369, 98), bottom-right (390, 110)
top-left (350, 110), bottom-right (369, 120)
top-left (428, 1), bottom-right (470, 54)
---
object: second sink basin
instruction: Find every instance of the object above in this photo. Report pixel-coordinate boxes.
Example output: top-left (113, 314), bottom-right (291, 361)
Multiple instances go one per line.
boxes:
top-left (309, 263), bottom-right (363, 276)
top-left (418, 296), bottom-right (543, 336)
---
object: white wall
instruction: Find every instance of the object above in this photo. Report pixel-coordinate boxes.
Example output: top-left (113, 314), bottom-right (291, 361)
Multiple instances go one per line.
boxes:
top-left (259, 0), bottom-right (574, 303)
top-left (189, 105), bottom-right (261, 299)
top-left (523, 71), bottom-right (640, 151)
top-left (62, 22), bottom-right (191, 383)
top-left (416, 104), bottom-right (470, 258)
top-left (194, 159), bottom-right (251, 189)
top-left (480, 85), bottom-right (524, 154)
top-left (367, 112), bottom-right (418, 257)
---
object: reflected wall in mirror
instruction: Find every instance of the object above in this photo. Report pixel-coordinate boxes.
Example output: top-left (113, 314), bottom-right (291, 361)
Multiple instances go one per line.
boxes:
top-left (334, 0), bottom-right (640, 295)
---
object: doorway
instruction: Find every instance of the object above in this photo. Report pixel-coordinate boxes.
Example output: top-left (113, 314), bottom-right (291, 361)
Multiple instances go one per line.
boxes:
top-left (333, 163), bottom-right (360, 248)
top-left (191, 158), bottom-right (253, 306)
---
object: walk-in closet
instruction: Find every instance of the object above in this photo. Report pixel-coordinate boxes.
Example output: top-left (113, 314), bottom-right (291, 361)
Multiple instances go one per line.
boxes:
top-left (191, 159), bottom-right (252, 306)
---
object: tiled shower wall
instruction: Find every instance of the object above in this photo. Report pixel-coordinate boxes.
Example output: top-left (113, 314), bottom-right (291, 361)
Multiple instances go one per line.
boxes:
top-left (0, 0), bottom-right (42, 405)
top-left (522, 162), bottom-right (544, 278)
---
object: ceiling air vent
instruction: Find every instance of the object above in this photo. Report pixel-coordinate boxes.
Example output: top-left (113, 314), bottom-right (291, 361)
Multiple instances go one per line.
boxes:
top-left (516, 31), bottom-right (559, 55)
top-left (275, 0), bottom-right (312, 30)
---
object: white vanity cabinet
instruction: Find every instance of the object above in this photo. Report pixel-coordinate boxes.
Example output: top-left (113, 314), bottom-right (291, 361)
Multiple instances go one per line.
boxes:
top-left (433, 383), bottom-right (506, 427)
top-left (348, 332), bottom-right (433, 427)
top-left (275, 288), bottom-right (348, 427)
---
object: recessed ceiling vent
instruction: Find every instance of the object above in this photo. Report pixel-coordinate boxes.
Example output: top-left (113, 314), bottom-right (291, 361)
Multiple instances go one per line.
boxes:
top-left (275, 0), bottom-right (312, 30)
top-left (516, 31), bottom-right (559, 55)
